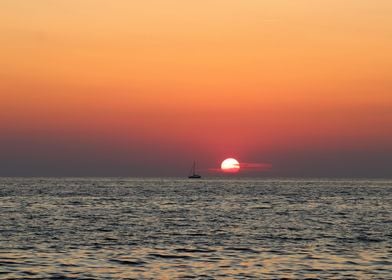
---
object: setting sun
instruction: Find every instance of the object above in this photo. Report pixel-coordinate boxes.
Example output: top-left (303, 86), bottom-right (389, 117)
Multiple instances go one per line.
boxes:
top-left (221, 158), bottom-right (240, 173)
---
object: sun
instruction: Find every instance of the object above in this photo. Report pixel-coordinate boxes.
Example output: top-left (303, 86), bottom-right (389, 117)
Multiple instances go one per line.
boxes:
top-left (221, 158), bottom-right (240, 173)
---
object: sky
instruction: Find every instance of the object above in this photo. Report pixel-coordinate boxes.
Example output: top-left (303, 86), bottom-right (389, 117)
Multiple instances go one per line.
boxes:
top-left (0, 0), bottom-right (391, 177)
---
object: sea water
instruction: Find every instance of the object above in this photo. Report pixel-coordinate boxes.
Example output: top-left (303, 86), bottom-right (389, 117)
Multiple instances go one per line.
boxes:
top-left (0, 178), bottom-right (391, 279)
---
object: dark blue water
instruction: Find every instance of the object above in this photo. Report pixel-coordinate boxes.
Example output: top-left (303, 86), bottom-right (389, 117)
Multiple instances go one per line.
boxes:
top-left (0, 178), bottom-right (391, 279)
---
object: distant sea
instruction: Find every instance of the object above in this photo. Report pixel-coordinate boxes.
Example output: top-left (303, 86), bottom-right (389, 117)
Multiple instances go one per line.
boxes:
top-left (0, 178), bottom-right (391, 279)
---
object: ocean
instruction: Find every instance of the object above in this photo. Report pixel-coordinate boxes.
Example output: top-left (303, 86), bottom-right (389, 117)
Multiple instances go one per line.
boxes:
top-left (0, 178), bottom-right (391, 279)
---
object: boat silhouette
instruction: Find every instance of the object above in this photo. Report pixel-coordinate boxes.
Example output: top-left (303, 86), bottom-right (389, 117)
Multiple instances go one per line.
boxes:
top-left (188, 161), bottom-right (201, 179)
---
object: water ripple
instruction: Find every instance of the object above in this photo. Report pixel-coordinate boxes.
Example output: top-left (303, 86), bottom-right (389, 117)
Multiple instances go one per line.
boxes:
top-left (0, 178), bottom-right (391, 279)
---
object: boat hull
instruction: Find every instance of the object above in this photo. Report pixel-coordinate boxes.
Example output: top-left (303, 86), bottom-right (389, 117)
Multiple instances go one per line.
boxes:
top-left (188, 175), bottom-right (201, 179)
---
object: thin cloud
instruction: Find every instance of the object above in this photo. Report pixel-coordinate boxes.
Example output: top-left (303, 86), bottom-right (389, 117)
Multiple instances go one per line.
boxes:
top-left (240, 162), bottom-right (272, 171)
top-left (207, 162), bottom-right (272, 173)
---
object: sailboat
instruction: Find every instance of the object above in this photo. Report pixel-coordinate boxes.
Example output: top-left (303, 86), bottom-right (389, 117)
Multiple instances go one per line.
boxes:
top-left (188, 161), bottom-right (201, 179)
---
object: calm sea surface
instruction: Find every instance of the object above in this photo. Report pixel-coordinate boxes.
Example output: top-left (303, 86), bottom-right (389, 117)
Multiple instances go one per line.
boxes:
top-left (0, 178), bottom-right (391, 279)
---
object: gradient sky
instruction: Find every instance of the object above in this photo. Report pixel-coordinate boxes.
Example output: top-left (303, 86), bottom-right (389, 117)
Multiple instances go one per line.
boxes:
top-left (1, 0), bottom-right (391, 177)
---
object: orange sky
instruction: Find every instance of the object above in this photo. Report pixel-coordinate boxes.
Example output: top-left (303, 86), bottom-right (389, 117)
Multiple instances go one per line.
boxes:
top-left (1, 1), bottom-right (391, 176)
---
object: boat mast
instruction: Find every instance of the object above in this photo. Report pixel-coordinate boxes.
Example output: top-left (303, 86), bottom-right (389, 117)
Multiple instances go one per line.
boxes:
top-left (188, 160), bottom-right (201, 178)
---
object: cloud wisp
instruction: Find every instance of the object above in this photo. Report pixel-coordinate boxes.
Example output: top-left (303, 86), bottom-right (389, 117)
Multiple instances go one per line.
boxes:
top-left (239, 162), bottom-right (272, 172)
top-left (207, 162), bottom-right (272, 173)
